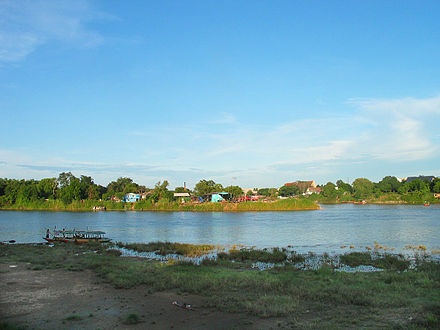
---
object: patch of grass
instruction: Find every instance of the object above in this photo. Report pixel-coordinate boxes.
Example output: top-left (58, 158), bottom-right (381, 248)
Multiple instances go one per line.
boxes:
top-left (245, 295), bottom-right (299, 317)
top-left (105, 249), bottom-right (122, 257)
top-left (123, 313), bottom-right (141, 325)
top-left (117, 241), bottom-right (216, 257)
top-left (218, 247), bottom-right (288, 263)
top-left (340, 252), bottom-right (410, 271)
top-left (65, 314), bottom-right (82, 321)
top-left (0, 322), bottom-right (26, 330)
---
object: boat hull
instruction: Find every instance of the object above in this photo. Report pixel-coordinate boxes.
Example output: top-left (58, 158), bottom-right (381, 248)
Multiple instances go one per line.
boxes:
top-left (43, 237), bottom-right (111, 244)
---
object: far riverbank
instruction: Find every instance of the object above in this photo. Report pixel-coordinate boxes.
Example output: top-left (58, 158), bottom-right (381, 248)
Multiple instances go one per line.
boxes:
top-left (0, 198), bottom-right (320, 212)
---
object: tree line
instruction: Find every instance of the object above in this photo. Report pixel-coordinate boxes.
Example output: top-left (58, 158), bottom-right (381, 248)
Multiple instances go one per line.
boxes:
top-left (0, 173), bottom-right (439, 207)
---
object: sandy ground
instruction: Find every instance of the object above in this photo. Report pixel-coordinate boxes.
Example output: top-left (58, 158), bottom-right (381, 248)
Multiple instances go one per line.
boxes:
top-left (0, 262), bottom-right (283, 329)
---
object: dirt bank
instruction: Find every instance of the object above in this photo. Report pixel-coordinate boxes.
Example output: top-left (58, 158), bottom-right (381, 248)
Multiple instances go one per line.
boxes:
top-left (0, 262), bottom-right (281, 329)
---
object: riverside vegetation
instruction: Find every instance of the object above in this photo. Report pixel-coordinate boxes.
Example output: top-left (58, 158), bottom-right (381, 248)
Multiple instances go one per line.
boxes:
top-left (1, 242), bottom-right (439, 328)
top-left (0, 173), bottom-right (439, 211)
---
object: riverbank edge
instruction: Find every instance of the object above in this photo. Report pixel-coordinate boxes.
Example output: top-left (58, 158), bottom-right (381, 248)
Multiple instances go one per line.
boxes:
top-left (0, 207), bottom-right (320, 212)
top-left (0, 201), bottom-right (321, 212)
top-left (1, 243), bottom-right (439, 328)
top-left (318, 200), bottom-right (439, 205)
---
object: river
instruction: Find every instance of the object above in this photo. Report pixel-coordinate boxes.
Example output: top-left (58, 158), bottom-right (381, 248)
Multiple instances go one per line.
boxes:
top-left (0, 204), bottom-right (439, 255)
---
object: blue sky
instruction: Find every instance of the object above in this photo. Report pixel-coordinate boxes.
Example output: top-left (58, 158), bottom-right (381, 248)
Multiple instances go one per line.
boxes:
top-left (1, 0), bottom-right (439, 188)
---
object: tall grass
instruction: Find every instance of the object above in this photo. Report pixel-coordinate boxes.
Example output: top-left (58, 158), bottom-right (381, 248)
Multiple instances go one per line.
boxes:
top-left (116, 241), bottom-right (217, 257)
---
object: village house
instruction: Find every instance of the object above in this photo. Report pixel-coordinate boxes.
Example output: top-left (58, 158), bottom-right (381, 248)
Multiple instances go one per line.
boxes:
top-left (284, 180), bottom-right (317, 193)
top-left (123, 193), bottom-right (141, 202)
top-left (405, 175), bottom-right (436, 183)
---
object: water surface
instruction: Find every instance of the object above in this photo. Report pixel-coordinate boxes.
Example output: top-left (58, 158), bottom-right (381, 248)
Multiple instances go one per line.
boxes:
top-left (1, 204), bottom-right (439, 254)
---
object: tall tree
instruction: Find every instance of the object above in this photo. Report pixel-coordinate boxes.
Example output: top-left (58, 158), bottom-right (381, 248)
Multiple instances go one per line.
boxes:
top-left (322, 182), bottom-right (338, 198)
top-left (279, 185), bottom-right (299, 197)
top-left (377, 176), bottom-right (401, 192)
top-left (336, 180), bottom-right (352, 193)
top-left (352, 178), bottom-right (375, 199)
top-left (194, 180), bottom-right (223, 196)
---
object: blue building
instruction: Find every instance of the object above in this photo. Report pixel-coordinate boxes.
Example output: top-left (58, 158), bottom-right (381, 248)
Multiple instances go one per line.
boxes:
top-left (123, 193), bottom-right (141, 202)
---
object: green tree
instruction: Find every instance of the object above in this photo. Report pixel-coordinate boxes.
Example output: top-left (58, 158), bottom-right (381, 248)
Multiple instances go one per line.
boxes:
top-left (16, 180), bottom-right (39, 203)
top-left (257, 188), bottom-right (270, 196)
top-left (0, 178), bottom-right (7, 197)
top-left (174, 186), bottom-right (191, 194)
top-left (194, 180), bottom-right (223, 196)
top-left (37, 178), bottom-right (57, 199)
top-left (4, 179), bottom-right (22, 203)
top-left (377, 176), bottom-right (401, 193)
top-left (336, 180), bottom-right (352, 193)
top-left (352, 178), bottom-right (375, 199)
top-left (57, 172), bottom-right (76, 189)
top-left (58, 177), bottom-right (82, 204)
top-left (430, 178), bottom-right (440, 193)
top-left (149, 181), bottom-right (172, 202)
top-left (407, 179), bottom-right (430, 193)
top-left (322, 182), bottom-right (338, 198)
top-left (279, 185), bottom-right (299, 197)
top-left (224, 185), bottom-right (243, 198)
top-left (107, 177), bottom-right (134, 193)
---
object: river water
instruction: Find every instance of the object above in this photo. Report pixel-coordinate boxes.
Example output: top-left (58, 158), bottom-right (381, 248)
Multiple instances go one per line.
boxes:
top-left (0, 204), bottom-right (439, 255)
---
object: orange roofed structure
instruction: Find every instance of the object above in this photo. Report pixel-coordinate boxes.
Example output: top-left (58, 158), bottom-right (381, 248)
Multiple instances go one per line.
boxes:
top-left (284, 180), bottom-right (317, 194)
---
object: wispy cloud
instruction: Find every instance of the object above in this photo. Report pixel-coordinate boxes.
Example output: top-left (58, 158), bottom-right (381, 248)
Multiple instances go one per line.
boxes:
top-left (0, 0), bottom-right (112, 62)
top-left (349, 95), bottom-right (440, 161)
top-left (1, 95), bottom-right (439, 187)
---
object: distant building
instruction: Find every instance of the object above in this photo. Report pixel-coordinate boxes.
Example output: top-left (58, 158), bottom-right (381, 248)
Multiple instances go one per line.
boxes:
top-left (202, 192), bottom-right (231, 202)
top-left (305, 186), bottom-right (322, 195)
top-left (405, 176), bottom-right (436, 183)
top-left (285, 180), bottom-right (316, 188)
top-left (242, 188), bottom-right (258, 195)
top-left (174, 192), bottom-right (191, 197)
top-left (284, 180), bottom-right (317, 193)
top-left (123, 193), bottom-right (141, 202)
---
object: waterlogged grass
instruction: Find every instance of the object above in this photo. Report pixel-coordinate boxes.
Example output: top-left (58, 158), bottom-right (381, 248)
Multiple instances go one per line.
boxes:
top-left (1, 243), bottom-right (439, 328)
top-left (116, 241), bottom-right (217, 257)
top-left (218, 247), bottom-right (289, 263)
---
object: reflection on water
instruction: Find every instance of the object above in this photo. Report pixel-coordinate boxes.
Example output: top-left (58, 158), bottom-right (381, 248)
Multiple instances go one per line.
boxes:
top-left (0, 204), bottom-right (439, 254)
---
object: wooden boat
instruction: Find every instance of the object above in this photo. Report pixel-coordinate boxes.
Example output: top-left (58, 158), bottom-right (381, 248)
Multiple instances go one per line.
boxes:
top-left (43, 229), bottom-right (111, 243)
top-left (354, 200), bottom-right (367, 204)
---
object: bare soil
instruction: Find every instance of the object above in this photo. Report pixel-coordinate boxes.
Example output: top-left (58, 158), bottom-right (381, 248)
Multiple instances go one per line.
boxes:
top-left (0, 262), bottom-right (281, 329)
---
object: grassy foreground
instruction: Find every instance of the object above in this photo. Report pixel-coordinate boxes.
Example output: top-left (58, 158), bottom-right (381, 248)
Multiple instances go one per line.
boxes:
top-left (1, 243), bottom-right (439, 328)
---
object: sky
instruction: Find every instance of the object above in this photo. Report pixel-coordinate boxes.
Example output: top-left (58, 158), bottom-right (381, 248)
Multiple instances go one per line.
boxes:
top-left (1, 0), bottom-right (439, 189)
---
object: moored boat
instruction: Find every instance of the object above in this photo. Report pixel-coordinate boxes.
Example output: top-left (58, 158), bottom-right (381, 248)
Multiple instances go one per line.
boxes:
top-left (43, 229), bottom-right (111, 243)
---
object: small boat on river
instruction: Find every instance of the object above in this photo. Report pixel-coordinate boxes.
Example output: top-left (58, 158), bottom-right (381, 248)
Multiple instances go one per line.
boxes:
top-left (43, 229), bottom-right (111, 243)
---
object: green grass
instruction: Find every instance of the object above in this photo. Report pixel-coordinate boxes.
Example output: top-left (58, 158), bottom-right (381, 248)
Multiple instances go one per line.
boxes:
top-left (1, 243), bottom-right (439, 328)
top-left (340, 252), bottom-right (410, 271)
top-left (65, 314), bottom-right (82, 321)
top-left (218, 247), bottom-right (288, 263)
top-left (0, 322), bottom-right (26, 330)
top-left (116, 241), bottom-right (217, 257)
top-left (123, 313), bottom-right (141, 325)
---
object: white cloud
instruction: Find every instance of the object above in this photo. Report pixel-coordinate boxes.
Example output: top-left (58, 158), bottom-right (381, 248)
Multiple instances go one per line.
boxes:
top-left (0, 0), bottom-right (110, 62)
top-left (350, 95), bottom-right (440, 161)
